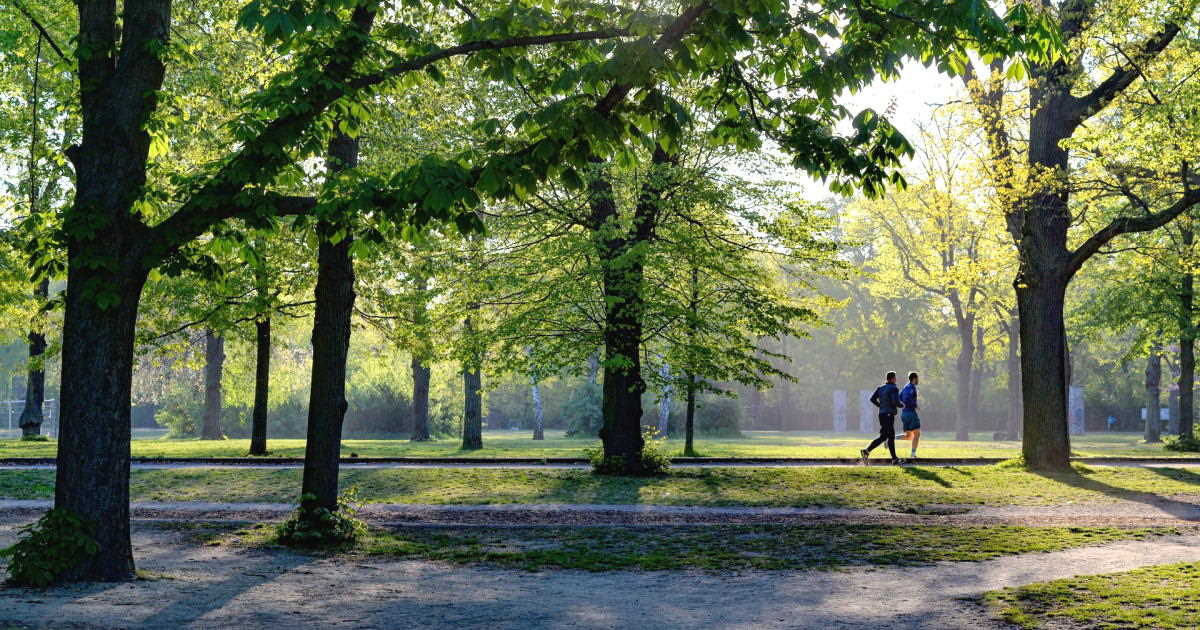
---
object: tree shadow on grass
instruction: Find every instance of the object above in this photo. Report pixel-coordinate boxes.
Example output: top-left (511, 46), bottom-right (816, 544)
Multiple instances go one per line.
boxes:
top-left (1036, 468), bottom-right (1200, 521)
top-left (902, 467), bottom-right (953, 488)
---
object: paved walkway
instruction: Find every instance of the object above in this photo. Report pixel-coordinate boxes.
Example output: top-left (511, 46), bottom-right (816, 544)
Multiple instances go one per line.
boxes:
top-left (1, 527), bottom-right (1197, 629)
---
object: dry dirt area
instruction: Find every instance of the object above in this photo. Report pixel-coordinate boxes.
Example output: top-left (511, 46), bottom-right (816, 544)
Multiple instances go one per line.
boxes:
top-left (0, 517), bottom-right (1198, 630)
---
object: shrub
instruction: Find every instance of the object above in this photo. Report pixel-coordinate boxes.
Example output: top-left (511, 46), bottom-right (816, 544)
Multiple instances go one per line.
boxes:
top-left (696, 396), bottom-right (743, 437)
top-left (276, 488), bottom-right (367, 549)
top-left (564, 383), bottom-right (602, 437)
top-left (20, 434), bottom-right (50, 442)
top-left (1, 509), bottom-right (99, 586)
top-left (1165, 434), bottom-right (1200, 452)
top-left (589, 427), bottom-right (671, 476)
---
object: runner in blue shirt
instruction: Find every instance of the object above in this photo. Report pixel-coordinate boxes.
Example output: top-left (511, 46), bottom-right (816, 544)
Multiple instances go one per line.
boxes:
top-left (898, 372), bottom-right (921, 461)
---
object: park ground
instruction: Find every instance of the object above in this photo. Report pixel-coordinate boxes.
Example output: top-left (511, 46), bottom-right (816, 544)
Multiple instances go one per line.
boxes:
top-left (0, 434), bottom-right (1198, 628)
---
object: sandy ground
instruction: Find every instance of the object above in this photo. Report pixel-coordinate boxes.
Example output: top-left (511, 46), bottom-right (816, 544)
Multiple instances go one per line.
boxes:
top-left (0, 523), bottom-right (1198, 630)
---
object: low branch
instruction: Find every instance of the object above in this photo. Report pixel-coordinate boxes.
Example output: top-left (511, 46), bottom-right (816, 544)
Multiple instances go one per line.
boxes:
top-left (1068, 189), bottom-right (1200, 278)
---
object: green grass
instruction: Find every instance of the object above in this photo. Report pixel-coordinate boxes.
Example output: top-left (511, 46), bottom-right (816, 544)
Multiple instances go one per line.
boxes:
top-left (215, 523), bottom-right (1176, 572)
top-left (0, 430), bottom-right (1186, 459)
top-left (985, 562), bottom-right (1200, 629)
top-left (1, 464), bottom-right (1198, 508)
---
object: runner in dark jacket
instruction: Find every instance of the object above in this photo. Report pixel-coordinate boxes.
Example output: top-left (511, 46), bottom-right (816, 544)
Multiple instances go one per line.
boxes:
top-left (861, 371), bottom-right (902, 464)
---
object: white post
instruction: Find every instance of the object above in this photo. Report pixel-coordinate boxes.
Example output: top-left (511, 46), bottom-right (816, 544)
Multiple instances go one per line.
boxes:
top-left (833, 390), bottom-right (847, 433)
top-left (1068, 386), bottom-right (1086, 435)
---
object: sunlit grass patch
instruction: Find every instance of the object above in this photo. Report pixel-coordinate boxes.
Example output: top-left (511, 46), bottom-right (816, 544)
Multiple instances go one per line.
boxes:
top-left (985, 562), bottom-right (1200, 629)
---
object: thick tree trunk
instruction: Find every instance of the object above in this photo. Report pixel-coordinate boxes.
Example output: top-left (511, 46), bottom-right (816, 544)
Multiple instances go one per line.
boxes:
top-left (54, 262), bottom-right (147, 581)
top-left (1146, 344), bottom-right (1163, 443)
top-left (201, 330), bottom-right (225, 440)
top-left (954, 324), bottom-right (975, 441)
top-left (684, 373), bottom-right (697, 456)
top-left (1005, 314), bottom-right (1022, 440)
top-left (18, 279), bottom-right (50, 437)
top-left (1017, 270), bottom-right (1072, 471)
top-left (410, 356), bottom-right (431, 441)
top-left (461, 360), bottom-right (483, 451)
top-left (300, 132), bottom-right (358, 516)
top-left (1180, 226), bottom-right (1195, 438)
top-left (249, 316), bottom-right (271, 455)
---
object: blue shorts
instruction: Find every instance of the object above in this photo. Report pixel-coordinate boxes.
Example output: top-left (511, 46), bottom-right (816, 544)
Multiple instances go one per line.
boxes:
top-left (901, 410), bottom-right (921, 431)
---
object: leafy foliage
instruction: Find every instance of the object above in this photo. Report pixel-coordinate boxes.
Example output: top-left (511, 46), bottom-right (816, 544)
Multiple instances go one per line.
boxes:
top-left (590, 427), bottom-right (671, 475)
top-left (0, 508), bottom-right (99, 587)
top-left (276, 488), bottom-right (367, 548)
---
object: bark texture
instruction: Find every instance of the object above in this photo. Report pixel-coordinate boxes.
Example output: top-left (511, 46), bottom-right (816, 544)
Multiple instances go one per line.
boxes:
top-left (461, 358), bottom-right (483, 451)
top-left (410, 356), bottom-right (431, 441)
top-left (1180, 224), bottom-right (1195, 438)
top-left (300, 132), bottom-right (358, 515)
top-left (201, 330), bottom-right (225, 440)
top-left (1004, 313), bottom-right (1022, 440)
top-left (250, 317), bottom-right (271, 455)
top-left (1146, 345), bottom-right (1163, 444)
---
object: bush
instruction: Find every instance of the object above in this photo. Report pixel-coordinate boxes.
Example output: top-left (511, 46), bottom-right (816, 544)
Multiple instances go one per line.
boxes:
top-left (696, 396), bottom-right (743, 437)
top-left (20, 434), bottom-right (50, 442)
top-left (276, 488), bottom-right (367, 549)
top-left (564, 383), bottom-right (602, 437)
top-left (1165, 434), bottom-right (1200, 452)
top-left (589, 427), bottom-right (671, 476)
top-left (1, 509), bottom-right (99, 586)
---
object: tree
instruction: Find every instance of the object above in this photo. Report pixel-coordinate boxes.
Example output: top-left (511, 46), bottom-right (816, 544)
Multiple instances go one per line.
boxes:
top-left (961, 0), bottom-right (1200, 469)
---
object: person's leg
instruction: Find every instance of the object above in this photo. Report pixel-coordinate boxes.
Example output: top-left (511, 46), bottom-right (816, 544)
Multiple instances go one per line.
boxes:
top-left (910, 429), bottom-right (920, 458)
top-left (878, 415), bottom-right (897, 458)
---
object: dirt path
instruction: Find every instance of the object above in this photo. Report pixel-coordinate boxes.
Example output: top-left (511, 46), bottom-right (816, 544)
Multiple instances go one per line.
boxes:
top-left (1, 526), bottom-right (1198, 630)
top-left (3, 459), bottom-right (1200, 469)
top-left (3, 496), bottom-right (1200, 526)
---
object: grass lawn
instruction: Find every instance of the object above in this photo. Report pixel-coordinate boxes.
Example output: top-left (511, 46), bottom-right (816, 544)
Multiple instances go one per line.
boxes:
top-left (1, 464), bottom-right (1198, 508)
top-left (0, 430), bottom-right (1187, 459)
top-left (985, 562), bottom-right (1200, 629)
top-left (214, 523), bottom-right (1176, 572)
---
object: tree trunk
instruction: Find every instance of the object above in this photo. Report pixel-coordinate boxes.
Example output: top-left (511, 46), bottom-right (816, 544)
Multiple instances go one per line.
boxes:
top-left (201, 330), bottom-right (225, 440)
top-left (410, 356), bottom-right (431, 441)
top-left (461, 360), bottom-right (483, 450)
top-left (954, 323), bottom-right (975, 441)
top-left (1146, 344), bottom-right (1163, 444)
top-left (657, 362), bottom-right (671, 436)
top-left (1017, 269), bottom-right (1073, 471)
top-left (54, 262), bottom-right (147, 581)
top-left (300, 132), bottom-right (358, 516)
top-left (1005, 314), bottom-right (1022, 440)
top-left (684, 372), bottom-right (697, 456)
top-left (249, 316), bottom-right (271, 455)
top-left (1180, 225), bottom-right (1195, 438)
top-left (531, 375), bottom-right (544, 440)
top-left (590, 147), bottom-right (672, 473)
top-left (18, 279), bottom-right (49, 437)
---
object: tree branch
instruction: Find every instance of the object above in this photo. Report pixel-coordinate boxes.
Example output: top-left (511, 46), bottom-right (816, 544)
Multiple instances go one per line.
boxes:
top-left (1069, 188), bottom-right (1200, 278)
top-left (1068, 20), bottom-right (1182, 124)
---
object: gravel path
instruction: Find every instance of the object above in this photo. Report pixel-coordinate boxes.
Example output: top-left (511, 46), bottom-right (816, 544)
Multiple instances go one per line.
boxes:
top-left (1, 525), bottom-right (1198, 630)
top-left (3, 496), bottom-right (1199, 526)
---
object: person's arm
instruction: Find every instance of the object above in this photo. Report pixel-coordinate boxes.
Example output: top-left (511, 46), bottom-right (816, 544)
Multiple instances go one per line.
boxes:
top-left (870, 388), bottom-right (880, 408)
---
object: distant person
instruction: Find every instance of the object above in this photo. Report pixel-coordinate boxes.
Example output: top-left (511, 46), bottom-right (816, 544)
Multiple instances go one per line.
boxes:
top-left (861, 371), bottom-right (902, 465)
top-left (897, 372), bottom-right (921, 461)
top-left (1106, 415), bottom-right (1117, 432)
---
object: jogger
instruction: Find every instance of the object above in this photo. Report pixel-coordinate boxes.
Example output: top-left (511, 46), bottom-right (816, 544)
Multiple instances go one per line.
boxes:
top-left (862, 371), bottom-right (902, 464)
top-left (898, 372), bottom-right (922, 460)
